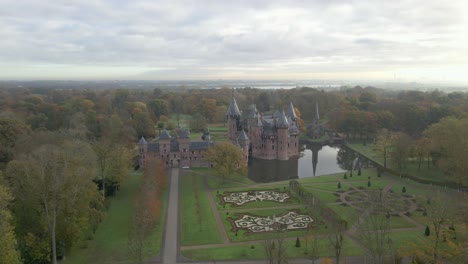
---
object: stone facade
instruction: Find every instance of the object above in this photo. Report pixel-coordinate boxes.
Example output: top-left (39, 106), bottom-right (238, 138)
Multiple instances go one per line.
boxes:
top-left (227, 97), bottom-right (300, 161)
top-left (139, 128), bottom-right (215, 168)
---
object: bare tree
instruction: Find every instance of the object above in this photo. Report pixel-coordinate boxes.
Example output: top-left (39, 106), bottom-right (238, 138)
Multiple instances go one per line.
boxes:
top-left (263, 229), bottom-right (289, 264)
top-left (328, 220), bottom-right (346, 264)
top-left (357, 190), bottom-right (394, 264)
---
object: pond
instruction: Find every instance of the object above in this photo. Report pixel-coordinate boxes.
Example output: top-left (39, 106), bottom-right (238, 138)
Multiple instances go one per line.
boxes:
top-left (248, 143), bottom-right (359, 183)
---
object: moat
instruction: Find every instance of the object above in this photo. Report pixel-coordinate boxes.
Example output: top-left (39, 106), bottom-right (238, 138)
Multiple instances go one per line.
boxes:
top-left (248, 143), bottom-right (349, 182)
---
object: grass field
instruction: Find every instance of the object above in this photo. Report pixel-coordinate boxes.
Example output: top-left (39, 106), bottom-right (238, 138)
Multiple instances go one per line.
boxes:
top-left (182, 236), bottom-right (364, 261)
top-left (63, 172), bottom-right (168, 264)
top-left (179, 172), bottom-right (223, 246)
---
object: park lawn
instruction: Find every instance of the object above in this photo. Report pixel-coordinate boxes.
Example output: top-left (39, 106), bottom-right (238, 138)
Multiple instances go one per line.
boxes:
top-left (180, 173), bottom-right (223, 246)
top-left (181, 236), bottom-right (363, 261)
top-left (64, 172), bottom-right (167, 264)
top-left (346, 143), bottom-right (384, 165)
top-left (206, 173), bottom-right (256, 189)
top-left (389, 229), bottom-right (426, 249)
top-left (301, 188), bottom-right (340, 203)
top-left (327, 204), bottom-right (359, 227)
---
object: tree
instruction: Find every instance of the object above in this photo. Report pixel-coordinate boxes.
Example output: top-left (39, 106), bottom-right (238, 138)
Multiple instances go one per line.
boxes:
top-left (357, 190), bottom-right (394, 264)
top-left (328, 220), bottom-right (346, 264)
top-left (7, 136), bottom-right (101, 264)
top-left (93, 140), bottom-right (132, 198)
top-left (0, 172), bottom-right (22, 264)
top-left (390, 132), bottom-right (412, 176)
top-left (304, 228), bottom-right (321, 264)
top-left (189, 113), bottom-right (208, 132)
top-left (263, 235), bottom-right (288, 264)
top-left (0, 118), bottom-right (30, 168)
top-left (206, 142), bottom-right (246, 184)
top-left (424, 116), bottom-right (468, 188)
top-left (128, 157), bottom-right (165, 262)
top-left (374, 129), bottom-right (392, 168)
top-left (423, 192), bottom-right (457, 264)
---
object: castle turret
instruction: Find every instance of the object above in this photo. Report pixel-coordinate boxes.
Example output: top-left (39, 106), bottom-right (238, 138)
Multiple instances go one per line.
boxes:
top-left (276, 111), bottom-right (289, 160)
top-left (138, 136), bottom-right (148, 168)
top-left (237, 130), bottom-right (250, 164)
top-left (226, 96), bottom-right (241, 143)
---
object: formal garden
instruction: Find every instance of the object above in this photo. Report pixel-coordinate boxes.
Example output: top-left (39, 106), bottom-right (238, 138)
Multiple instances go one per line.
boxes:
top-left (180, 167), bottom-right (467, 262)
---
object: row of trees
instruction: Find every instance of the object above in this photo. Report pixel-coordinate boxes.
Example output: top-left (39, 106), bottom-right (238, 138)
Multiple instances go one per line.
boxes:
top-left (374, 116), bottom-right (468, 188)
top-left (1, 130), bottom-right (133, 264)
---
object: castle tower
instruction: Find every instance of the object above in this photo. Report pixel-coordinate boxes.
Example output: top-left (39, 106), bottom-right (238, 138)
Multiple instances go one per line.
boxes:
top-left (237, 130), bottom-right (250, 164)
top-left (276, 111), bottom-right (289, 160)
top-left (226, 96), bottom-right (241, 143)
top-left (314, 102), bottom-right (320, 124)
top-left (287, 102), bottom-right (297, 127)
top-left (138, 136), bottom-right (148, 168)
top-left (158, 129), bottom-right (172, 166)
top-left (177, 128), bottom-right (190, 167)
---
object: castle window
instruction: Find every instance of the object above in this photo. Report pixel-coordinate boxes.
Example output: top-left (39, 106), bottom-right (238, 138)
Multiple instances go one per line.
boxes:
top-left (183, 148), bottom-right (187, 152)
top-left (272, 145), bottom-right (275, 150)
top-left (288, 143), bottom-right (290, 148)
top-left (174, 154), bottom-right (177, 158)
top-left (194, 157), bottom-right (197, 160)
top-left (191, 151), bottom-right (194, 154)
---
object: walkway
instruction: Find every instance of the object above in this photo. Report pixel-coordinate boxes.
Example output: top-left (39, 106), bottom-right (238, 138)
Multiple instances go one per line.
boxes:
top-left (162, 168), bottom-right (180, 264)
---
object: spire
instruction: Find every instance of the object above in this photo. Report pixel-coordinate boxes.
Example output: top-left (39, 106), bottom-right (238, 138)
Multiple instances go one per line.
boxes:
top-left (287, 102), bottom-right (297, 120)
top-left (314, 102), bottom-right (320, 121)
top-left (237, 129), bottom-right (249, 141)
top-left (276, 111), bottom-right (289, 128)
top-left (226, 96), bottom-right (241, 117)
top-left (138, 136), bottom-right (147, 145)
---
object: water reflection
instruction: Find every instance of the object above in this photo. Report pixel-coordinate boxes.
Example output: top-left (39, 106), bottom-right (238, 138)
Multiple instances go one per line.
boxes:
top-left (248, 143), bottom-right (348, 183)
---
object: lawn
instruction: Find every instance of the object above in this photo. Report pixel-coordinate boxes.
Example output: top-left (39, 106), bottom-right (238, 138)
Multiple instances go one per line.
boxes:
top-left (179, 172), bottom-right (223, 246)
top-left (63, 172), bottom-right (168, 264)
top-left (182, 236), bottom-right (364, 261)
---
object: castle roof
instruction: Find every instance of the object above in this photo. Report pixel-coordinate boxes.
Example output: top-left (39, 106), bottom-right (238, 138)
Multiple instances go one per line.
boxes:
top-left (159, 129), bottom-right (172, 140)
top-left (138, 136), bottom-right (147, 145)
top-left (176, 128), bottom-right (190, 138)
top-left (237, 130), bottom-right (249, 141)
top-left (287, 102), bottom-right (297, 119)
top-left (247, 105), bottom-right (258, 119)
top-left (273, 110), bottom-right (282, 118)
top-left (276, 111), bottom-right (289, 128)
top-left (226, 96), bottom-right (241, 116)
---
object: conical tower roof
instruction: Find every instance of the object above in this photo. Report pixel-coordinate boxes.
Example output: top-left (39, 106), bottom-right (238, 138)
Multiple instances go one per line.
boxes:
top-left (237, 130), bottom-right (249, 141)
top-left (314, 102), bottom-right (320, 120)
top-left (276, 111), bottom-right (289, 128)
top-left (287, 102), bottom-right (297, 120)
top-left (138, 136), bottom-right (147, 144)
top-left (226, 96), bottom-right (241, 116)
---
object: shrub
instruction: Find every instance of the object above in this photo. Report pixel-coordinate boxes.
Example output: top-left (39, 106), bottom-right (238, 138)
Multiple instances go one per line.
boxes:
top-left (425, 226), bottom-right (430, 236)
top-left (367, 180), bottom-right (371, 187)
top-left (402, 186), bottom-right (406, 193)
top-left (358, 168), bottom-right (361, 176)
top-left (343, 174), bottom-right (348, 179)
top-left (295, 236), bottom-right (301, 247)
top-left (337, 182), bottom-right (341, 189)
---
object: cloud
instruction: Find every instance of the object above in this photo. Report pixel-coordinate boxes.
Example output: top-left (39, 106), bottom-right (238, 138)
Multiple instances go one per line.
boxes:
top-left (0, 0), bottom-right (467, 83)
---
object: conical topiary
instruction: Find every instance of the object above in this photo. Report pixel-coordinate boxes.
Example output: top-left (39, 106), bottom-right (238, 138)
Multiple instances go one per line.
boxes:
top-left (295, 236), bottom-right (301, 247)
top-left (425, 226), bottom-right (430, 236)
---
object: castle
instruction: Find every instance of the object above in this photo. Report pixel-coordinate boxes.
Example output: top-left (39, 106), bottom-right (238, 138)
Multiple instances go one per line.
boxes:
top-left (226, 96), bottom-right (300, 160)
top-left (138, 95), bottom-right (300, 168)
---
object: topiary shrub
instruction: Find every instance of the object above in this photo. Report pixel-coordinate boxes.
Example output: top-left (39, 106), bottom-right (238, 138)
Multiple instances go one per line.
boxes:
top-left (425, 226), bottom-right (430, 236)
top-left (295, 236), bottom-right (301, 247)
top-left (402, 186), bottom-right (406, 193)
top-left (343, 173), bottom-right (348, 179)
top-left (367, 180), bottom-right (371, 187)
top-left (337, 182), bottom-right (341, 189)
top-left (358, 168), bottom-right (361, 176)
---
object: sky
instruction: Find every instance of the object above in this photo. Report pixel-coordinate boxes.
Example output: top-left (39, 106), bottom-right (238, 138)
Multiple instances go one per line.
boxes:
top-left (1, 0), bottom-right (468, 84)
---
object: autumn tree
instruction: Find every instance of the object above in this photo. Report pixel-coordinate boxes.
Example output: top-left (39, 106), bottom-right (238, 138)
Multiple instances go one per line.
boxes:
top-left (128, 158), bottom-right (166, 262)
top-left (390, 132), bottom-right (412, 176)
top-left (7, 134), bottom-right (102, 264)
top-left (206, 142), bottom-right (246, 184)
top-left (0, 171), bottom-right (22, 264)
top-left (424, 116), bottom-right (468, 188)
top-left (374, 129), bottom-right (393, 168)
top-left (93, 140), bottom-right (132, 198)
top-left (0, 118), bottom-right (30, 168)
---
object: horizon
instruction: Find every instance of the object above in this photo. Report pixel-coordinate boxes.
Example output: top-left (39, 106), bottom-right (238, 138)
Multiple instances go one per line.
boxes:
top-left (1, 1), bottom-right (468, 85)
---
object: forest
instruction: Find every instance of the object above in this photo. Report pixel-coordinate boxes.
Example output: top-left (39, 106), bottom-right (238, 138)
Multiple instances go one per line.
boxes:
top-left (1, 85), bottom-right (468, 263)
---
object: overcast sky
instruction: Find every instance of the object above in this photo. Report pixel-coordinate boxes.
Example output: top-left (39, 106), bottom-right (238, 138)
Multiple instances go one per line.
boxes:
top-left (1, 0), bottom-right (467, 84)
